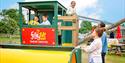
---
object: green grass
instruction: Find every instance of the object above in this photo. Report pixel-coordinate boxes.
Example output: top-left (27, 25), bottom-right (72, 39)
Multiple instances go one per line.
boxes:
top-left (82, 52), bottom-right (125, 63)
top-left (0, 35), bottom-right (20, 44)
top-left (106, 54), bottom-right (125, 63)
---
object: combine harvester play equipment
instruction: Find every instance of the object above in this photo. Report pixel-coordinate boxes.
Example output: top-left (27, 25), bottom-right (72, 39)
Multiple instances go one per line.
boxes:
top-left (0, 1), bottom-right (125, 63)
top-left (0, 1), bottom-right (80, 63)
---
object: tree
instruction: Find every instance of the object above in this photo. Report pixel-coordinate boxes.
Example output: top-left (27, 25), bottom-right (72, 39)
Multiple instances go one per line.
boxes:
top-left (79, 21), bottom-right (92, 34)
top-left (2, 9), bottom-right (19, 22)
top-left (1, 9), bottom-right (26, 25)
top-left (0, 15), bottom-right (18, 37)
top-left (0, 9), bottom-right (26, 35)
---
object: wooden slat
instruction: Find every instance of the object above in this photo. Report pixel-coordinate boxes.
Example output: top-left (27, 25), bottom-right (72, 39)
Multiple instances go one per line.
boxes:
top-left (58, 26), bottom-right (76, 30)
top-left (58, 16), bottom-right (77, 22)
top-left (72, 20), bottom-right (79, 46)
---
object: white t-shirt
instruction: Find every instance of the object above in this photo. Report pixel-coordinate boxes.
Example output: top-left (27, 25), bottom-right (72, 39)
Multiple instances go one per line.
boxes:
top-left (82, 38), bottom-right (102, 63)
top-left (66, 6), bottom-right (76, 16)
top-left (39, 20), bottom-right (51, 25)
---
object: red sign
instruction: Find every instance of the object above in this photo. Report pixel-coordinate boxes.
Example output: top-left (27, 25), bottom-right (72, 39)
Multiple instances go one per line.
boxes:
top-left (22, 28), bottom-right (56, 46)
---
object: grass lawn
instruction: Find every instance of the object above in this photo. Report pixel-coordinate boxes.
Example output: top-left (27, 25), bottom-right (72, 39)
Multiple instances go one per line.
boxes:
top-left (106, 54), bottom-right (125, 63)
top-left (0, 35), bottom-right (20, 44)
top-left (82, 52), bottom-right (125, 63)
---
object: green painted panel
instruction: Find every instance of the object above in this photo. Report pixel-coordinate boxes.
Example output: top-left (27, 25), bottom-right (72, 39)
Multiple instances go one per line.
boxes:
top-left (63, 22), bottom-right (72, 43)
top-left (76, 49), bottom-right (82, 63)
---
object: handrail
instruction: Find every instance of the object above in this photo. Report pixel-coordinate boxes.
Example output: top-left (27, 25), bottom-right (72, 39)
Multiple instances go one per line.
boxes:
top-left (78, 15), bottom-right (112, 24)
top-left (77, 18), bottom-right (125, 45)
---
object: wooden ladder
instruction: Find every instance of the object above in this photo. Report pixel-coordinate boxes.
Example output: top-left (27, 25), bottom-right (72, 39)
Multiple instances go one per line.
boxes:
top-left (58, 16), bottom-right (78, 46)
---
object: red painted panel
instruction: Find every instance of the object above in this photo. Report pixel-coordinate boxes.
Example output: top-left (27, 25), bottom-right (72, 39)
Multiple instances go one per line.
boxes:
top-left (22, 28), bottom-right (56, 46)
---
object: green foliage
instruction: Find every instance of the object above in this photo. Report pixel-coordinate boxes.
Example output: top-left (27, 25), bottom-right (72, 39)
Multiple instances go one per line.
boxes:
top-left (79, 21), bottom-right (92, 34)
top-left (1, 9), bottom-right (26, 25)
top-left (2, 9), bottom-right (20, 22)
top-left (0, 16), bottom-right (18, 35)
top-left (0, 9), bottom-right (26, 35)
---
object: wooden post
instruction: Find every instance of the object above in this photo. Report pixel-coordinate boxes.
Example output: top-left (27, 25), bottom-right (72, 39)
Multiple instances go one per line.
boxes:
top-left (72, 17), bottom-right (78, 46)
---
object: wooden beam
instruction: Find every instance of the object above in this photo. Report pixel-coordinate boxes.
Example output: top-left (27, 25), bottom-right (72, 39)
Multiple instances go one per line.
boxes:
top-left (58, 26), bottom-right (76, 30)
top-left (58, 16), bottom-right (77, 22)
top-left (78, 18), bottom-right (125, 45)
top-left (72, 20), bottom-right (79, 46)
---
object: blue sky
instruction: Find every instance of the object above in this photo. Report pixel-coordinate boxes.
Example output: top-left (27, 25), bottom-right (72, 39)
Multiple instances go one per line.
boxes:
top-left (0, 0), bottom-right (23, 10)
top-left (0, 0), bottom-right (125, 23)
top-left (99, 0), bottom-right (125, 22)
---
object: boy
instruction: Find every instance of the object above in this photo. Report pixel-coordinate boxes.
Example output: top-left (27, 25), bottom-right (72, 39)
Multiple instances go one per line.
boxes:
top-left (28, 16), bottom-right (39, 25)
top-left (98, 22), bottom-right (107, 63)
top-left (66, 1), bottom-right (77, 16)
top-left (39, 14), bottom-right (51, 25)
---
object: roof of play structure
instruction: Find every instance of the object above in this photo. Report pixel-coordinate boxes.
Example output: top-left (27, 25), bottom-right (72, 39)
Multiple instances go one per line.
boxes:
top-left (18, 0), bottom-right (67, 11)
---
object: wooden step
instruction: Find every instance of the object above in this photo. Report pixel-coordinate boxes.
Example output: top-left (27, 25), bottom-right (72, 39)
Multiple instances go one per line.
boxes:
top-left (58, 16), bottom-right (77, 22)
top-left (58, 26), bottom-right (76, 30)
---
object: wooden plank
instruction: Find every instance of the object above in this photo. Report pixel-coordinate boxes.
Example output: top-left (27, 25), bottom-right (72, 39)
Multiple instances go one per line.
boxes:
top-left (58, 26), bottom-right (76, 30)
top-left (72, 20), bottom-right (79, 46)
top-left (58, 16), bottom-right (77, 22)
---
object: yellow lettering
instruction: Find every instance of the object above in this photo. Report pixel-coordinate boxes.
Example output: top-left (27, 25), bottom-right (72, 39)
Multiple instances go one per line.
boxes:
top-left (39, 32), bottom-right (46, 40)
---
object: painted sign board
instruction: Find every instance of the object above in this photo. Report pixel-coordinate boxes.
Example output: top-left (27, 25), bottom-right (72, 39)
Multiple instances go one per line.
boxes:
top-left (22, 28), bottom-right (55, 46)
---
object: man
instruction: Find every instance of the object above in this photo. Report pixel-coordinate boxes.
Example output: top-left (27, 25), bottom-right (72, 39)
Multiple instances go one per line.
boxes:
top-left (98, 22), bottom-right (108, 63)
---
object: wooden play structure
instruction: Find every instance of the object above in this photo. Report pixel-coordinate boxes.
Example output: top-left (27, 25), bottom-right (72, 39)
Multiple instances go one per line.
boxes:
top-left (18, 1), bottom-right (79, 47)
top-left (0, 1), bottom-right (81, 63)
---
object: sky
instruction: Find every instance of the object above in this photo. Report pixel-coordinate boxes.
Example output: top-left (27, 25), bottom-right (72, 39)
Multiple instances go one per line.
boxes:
top-left (0, 0), bottom-right (125, 23)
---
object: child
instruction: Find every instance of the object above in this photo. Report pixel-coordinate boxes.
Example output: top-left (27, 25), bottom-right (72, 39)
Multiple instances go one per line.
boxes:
top-left (98, 22), bottom-right (107, 63)
top-left (39, 14), bottom-right (51, 25)
top-left (28, 16), bottom-right (39, 25)
top-left (76, 28), bottom-right (104, 63)
top-left (66, 1), bottom-right (77, 16)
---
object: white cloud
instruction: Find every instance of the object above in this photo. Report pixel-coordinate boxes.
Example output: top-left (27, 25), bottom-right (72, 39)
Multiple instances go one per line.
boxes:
top-left (8, 0), bottom-right (102, 19)
top-left (24, 0), bottom-right (102, 19)
top-left (24, 0), bottom-right (103, 26)
top-left (58, 0), bottom-right (102, 20)
top-left (88, 8), bottom-right (103, 19)
top-left (58, 0), bottom-right (102, 27)
top-left (10, 0), bottom-right (102, 23)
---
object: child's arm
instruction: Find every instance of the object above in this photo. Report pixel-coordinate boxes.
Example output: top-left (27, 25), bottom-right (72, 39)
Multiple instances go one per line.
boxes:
top-left (81, 40), bottom-right (99, 53)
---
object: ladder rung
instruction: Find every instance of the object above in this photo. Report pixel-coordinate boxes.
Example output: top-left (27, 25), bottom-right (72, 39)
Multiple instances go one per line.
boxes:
top-left (58, 26), bottom-right (76, 30)
top-left (58, 16), bottom-right (77, 22)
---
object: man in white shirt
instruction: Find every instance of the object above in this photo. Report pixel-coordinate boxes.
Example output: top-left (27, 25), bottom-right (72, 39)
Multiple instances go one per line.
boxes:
top-left (39, 14), bottom-right (51, 25)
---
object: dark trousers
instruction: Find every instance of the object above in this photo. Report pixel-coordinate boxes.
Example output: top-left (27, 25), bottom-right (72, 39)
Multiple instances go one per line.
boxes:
top-left (101, 52), bottom-right (106, 63)
top-left (58, 35), bottom-right (62, 45)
